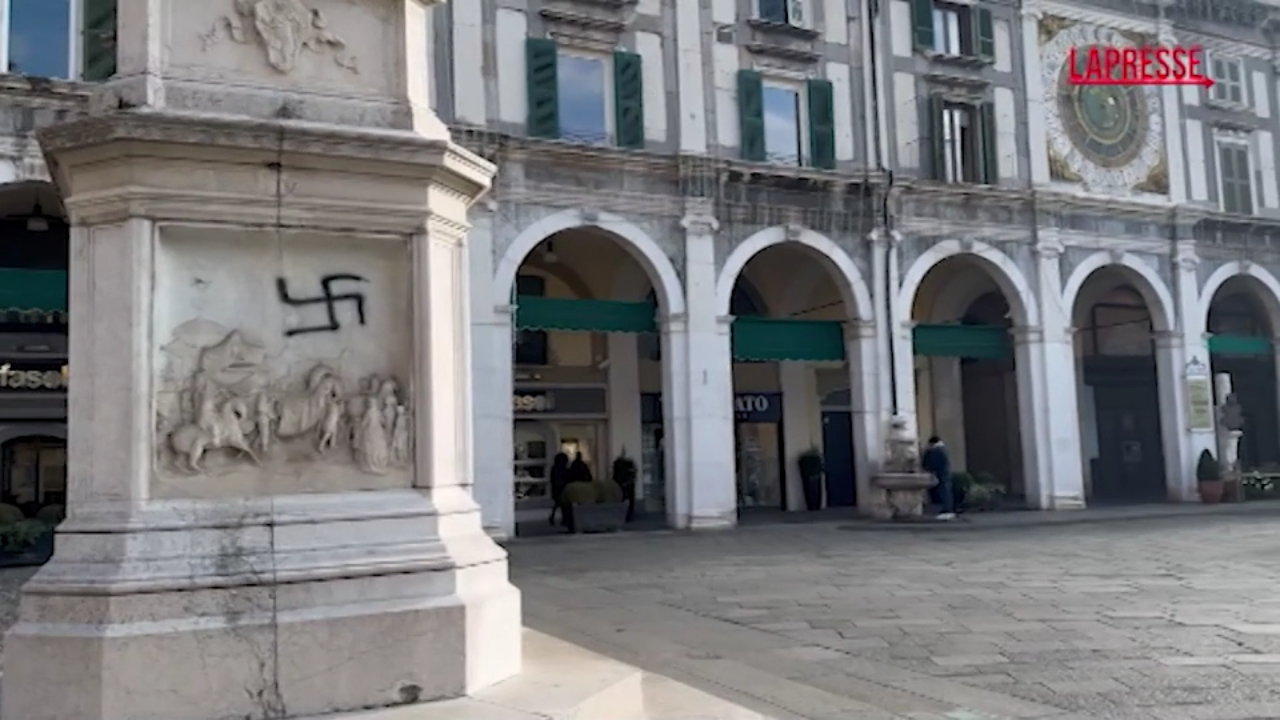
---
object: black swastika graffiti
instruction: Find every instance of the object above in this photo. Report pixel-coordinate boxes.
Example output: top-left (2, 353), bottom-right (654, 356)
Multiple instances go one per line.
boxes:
top-left (275, 273), bottom-right (370, 337)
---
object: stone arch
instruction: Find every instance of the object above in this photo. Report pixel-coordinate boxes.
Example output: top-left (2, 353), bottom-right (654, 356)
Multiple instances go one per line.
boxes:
top-left (715, 225), bottom-right (874, 320)
top-left (1061, 252), bottom-right (1176, 332)
top-left (494, 208), bottom-right (686, 315)
top-left (1199, 261), bottom-right (1280, 336)
top-left (896, 240), bottom-right (1039, 327)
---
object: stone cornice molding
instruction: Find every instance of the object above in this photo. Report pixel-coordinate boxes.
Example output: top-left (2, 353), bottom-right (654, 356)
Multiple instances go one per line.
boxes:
top-left (40, 111), bottom-right (496, 201)
top-left (1154, 330), bottom-right (1184, 349)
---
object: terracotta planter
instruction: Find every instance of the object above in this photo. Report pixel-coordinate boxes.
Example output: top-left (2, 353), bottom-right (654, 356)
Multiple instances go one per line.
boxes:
top-left (1199, 480), bottom-right (1225, 504)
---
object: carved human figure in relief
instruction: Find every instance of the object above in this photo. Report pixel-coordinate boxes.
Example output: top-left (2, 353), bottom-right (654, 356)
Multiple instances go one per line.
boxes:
top-left (275, 366), bottom-right (342, 441)
top-left (390, 405), bottom-right (410, 467)
top-left (317, 397), bottom-right (344, 455)
top-left (254, 392), bottom-right (277, 453)
top-left (355, 401), bottom-right (389, 474)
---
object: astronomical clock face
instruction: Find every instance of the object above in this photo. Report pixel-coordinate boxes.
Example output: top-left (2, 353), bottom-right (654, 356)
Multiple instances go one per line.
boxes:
top-left (1041, 21), bottom-right (1166, 194)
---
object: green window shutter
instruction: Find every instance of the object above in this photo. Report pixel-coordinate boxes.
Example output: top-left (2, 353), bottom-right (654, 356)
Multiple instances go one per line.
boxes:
top-left (81, 0), bottom-right (117, 81)
top-left (613, 50), bottom-right (645, 149)
top-left (978, 101), bottom-right (998, 184)
top-left (926, 94), bottom-right (945, 179)
top-left (911, 0), bottom-right (935, 51)
top-left (806, 78), bottom-right (836, 169)
top-left (738, 70), bottom-right (766, 162)
top-left (526, 38), bottom-right (560, 139)
top-left (974, 8), bottom-right (995, 61)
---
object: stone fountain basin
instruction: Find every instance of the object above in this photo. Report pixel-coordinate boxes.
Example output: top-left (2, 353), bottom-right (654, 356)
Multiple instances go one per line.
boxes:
top-left (873, 472), bottom-right (937, 490)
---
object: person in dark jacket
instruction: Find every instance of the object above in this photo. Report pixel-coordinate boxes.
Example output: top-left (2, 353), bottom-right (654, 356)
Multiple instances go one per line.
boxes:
top-left (547, 453), bottom-right (571, 526)
top-left (567, 452), bottom-right (593, 485)
top-left (921, 436), bottom-right (955, 521)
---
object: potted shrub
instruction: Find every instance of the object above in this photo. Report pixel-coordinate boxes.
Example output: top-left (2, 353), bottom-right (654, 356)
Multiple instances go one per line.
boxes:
top-left (962, 473), bottom-right (1006, 512)
top-left (563, 478), bottom-right (629, 534)
top-left (797, 448), bottom-right (824, 511)
top-left (950, 472), bottom-right (975, 511)
top-left (611, 454), bottom-right (638, 522)
top-left (1197, 449), bottom-right (1224, 504)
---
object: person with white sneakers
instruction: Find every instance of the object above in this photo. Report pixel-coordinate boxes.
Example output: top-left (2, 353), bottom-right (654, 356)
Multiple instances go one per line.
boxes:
top-left (921, 436), bottom-right (956, 521)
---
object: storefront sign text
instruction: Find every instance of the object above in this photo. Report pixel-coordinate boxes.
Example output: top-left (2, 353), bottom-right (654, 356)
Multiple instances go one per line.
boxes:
top-left (734, 393), bottom-right (782, 423)
top-left (513, 392), bottom-right (556, 413)
top-left (0, 362), bottom-right (68, 391)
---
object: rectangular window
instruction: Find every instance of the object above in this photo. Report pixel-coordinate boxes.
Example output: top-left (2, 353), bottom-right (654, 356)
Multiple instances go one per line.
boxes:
top-left (758, 0), bottom-right (805, 26)
top-left (557, 53), bottom-right (609, 144)
top-left (762, 83), bottom-right (803, 165)
top-left (5, 0), bottom-right (73, 78)
top-left (1210, 56), bottom-right (1245, 105)
top-left (940, 103), bottom-right (977, 182)
top-left (931, 3), bottom-right (971, 56)
top-left (1217, 140), bottom-right (1254, 215)
top-left (928, 97), bottom-right (996, 184)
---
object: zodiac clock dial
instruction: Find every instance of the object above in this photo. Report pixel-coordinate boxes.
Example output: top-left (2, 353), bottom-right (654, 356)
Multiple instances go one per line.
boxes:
top-left (1041, 23), bottom-right (1165, 192)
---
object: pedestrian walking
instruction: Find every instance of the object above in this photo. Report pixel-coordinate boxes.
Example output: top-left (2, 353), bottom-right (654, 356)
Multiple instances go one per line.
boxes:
top-left (547, 452), bottom-right (571, 526)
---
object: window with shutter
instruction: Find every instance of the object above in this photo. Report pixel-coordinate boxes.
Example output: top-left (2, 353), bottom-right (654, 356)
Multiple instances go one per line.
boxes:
top-left (926, 94), bottom-right (945, 180)
top-left (910, 0), bottom-right (935, 51)
top-left (978, 102), bottom-right (997, 184)
top-left (81, 0), bottom-right (117, 80)
top-left (1218, 142), bottom-right (1254, 215)
top-left (1209, 55), bottom-right (1245, 105)
top-left (975, 8), bottom-right (995, 61)
top-left (738, 70), bottom-right (767, 162)
top-left (613, 50), bottom-right (644, 149)
top-left (806, 78), bottom-right (836, 170)
top-left (526, 38), bottom-right (560, 139)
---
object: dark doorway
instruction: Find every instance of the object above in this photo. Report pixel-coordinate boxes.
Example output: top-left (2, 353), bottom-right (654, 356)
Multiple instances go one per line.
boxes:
top-left (821, 410), bottom-right (855, 507)
top-left (1085, 359), bottom-right (1167, 503)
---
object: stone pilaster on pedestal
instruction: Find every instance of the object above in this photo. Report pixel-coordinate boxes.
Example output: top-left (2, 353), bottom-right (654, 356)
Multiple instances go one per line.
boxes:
top-left (1, 3), bottom-right (522, 720)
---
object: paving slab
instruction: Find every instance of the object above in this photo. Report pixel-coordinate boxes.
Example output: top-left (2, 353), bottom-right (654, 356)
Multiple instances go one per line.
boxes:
top-left (508, 513), bottom-right (1280, 719)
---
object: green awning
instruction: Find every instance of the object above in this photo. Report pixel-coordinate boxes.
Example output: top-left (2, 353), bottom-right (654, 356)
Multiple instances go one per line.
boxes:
top-left (1208, 333), bottom-right (1274, 357)
top-left (913, 324), bottom-right (1010, 359)
top-left (514, 295), bottom-right (658, 333)
top-left (0, 268), bottom-right (67, 323)
top-left (732, 317), bottom-right (846, 362)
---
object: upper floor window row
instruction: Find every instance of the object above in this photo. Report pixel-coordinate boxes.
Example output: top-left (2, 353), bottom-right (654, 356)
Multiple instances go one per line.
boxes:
top-left (925, 96), bottom-right (997, 186)
top-left (911, 0), bottom-right (995, 62)
top-left (736, 70), bottom-right (837, 170)
top-left (525, 38), bottom-right (645, 150)
top-left (2, 0), bottom-right (115, 81)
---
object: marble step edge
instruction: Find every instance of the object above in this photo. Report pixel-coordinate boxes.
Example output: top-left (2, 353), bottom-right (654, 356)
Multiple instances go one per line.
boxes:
top-left (297, 629), bottom-right (780, 720)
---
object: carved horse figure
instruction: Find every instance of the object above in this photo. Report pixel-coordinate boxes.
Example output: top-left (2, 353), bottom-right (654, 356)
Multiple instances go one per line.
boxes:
top-left (170, 396), bottom-right (260, 471)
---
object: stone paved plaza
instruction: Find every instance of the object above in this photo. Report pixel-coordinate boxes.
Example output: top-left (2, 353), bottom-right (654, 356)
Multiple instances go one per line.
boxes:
top-left (510, 512), bottom-right (1280, 720)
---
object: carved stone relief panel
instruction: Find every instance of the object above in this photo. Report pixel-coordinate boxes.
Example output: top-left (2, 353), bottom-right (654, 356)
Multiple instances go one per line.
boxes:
top-left (1039, 18), bottom-right (1167, 196)
top-left (173, 0), bottom-right (398, 96)
top-left (152, 227), bottom-right (413, 499)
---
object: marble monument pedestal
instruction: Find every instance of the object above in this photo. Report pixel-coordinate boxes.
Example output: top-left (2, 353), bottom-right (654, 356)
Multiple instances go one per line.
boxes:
top-left (0, 111), bottom-right (520, 720)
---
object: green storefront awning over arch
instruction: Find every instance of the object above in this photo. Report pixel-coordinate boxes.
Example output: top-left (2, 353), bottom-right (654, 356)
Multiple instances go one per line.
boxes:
top-left (731, 317), bottom-right (846, 362)
top-left (514, 295), bottom-right (658, 333)
top-left (1207, 333), bottom-right (1275, 357)
top-left (0, 268), bottom-right (67, 321)
top-left (912, 323), bottom-right (1010, 359)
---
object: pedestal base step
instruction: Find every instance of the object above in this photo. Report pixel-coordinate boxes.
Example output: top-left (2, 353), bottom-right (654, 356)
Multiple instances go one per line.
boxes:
top-left (298, 629), bottom-right (776, 720)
